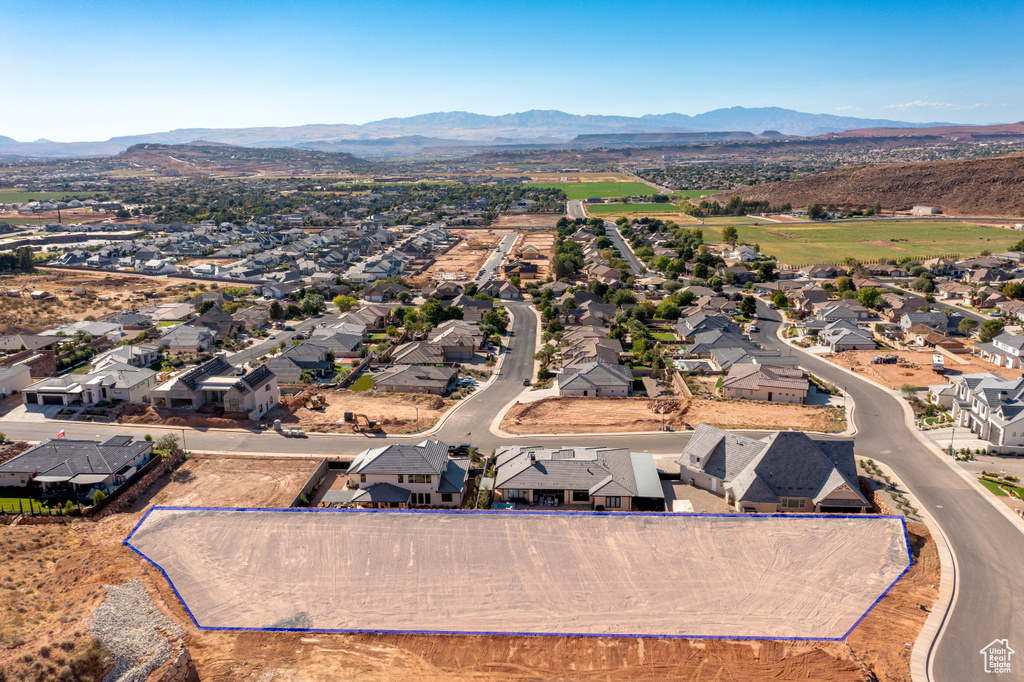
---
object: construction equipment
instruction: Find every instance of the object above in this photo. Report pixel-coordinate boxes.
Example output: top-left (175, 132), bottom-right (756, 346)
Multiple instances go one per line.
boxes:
top-left (305, 393), bottom-right (326, 410)
top-left (283, 427), bottom-right (306, 438)
top-left (871, 354), bottom-right (898, 365)
top-left (351, 413), bottom-right (383, 433)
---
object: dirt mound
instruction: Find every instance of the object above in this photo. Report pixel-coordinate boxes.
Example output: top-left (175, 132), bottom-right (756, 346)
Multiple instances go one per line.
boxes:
top-left (119, 404), bottom-right (253, 430)
top-left (714, 153), bottom-right (1024, 215)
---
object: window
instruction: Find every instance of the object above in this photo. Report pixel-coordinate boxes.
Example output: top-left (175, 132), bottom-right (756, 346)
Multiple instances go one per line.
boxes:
top-left (409, 474), bottom-right (431, 484)
top-left (504, 489), bottom-right (527, 502)
top-left (412, 492), bottom-right (432, 506)
top-left (397, 474), bottom-right (404, 483)
top-left (604, 496), bottom-right (621, 509)
top-left (782, 498), bottom-right (806, 509)
top-left (265, 384), bottom-right (271, 392)
top-left (572, 490), bottom-right (590, 502)
top-left (441, 493), bottom-right (452, 503)
top-left (359, 474), bottom-right (366, 483)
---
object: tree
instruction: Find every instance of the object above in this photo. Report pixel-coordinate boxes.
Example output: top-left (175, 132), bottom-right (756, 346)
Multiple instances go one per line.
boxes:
top-left (533, 343), bottom-right (556, 367)
top-left (693, 263), bottom-right (709, 279)
top-left (92, 489), bottom-right (106, 505)
top-left (770, 291), bottom-right (789, 308)
top-left (721, 226), bottom-right (739, 246)
top-left (676, 290), bottom-right (695, 307)
top-left (333, 294), bottom-right (357, 312)
top-left (959, 317), bottom-right (979, 336)
top-left (155, 433), bottom-right (179, 453)
top-left (740, 295), bottom-right (757, 318)
top-left (656, 299), bottom-right (681, 320)
top-left (286, 303), bottom-right (302, 319)
top-left (1003, 282), bottom-right (1024, 300)
top-left (807, 204), bottom-right (827, 221)
top-left (900, 384), bottom-right (918, 400)
top-left (836, 276), bottom-right (854, 293)
top-left (301, 293), bottom-right (324, 316)
top-left (269, 300), bottom-right (285, 321)
top-left (757, 262), bottom-right (775, 281)
top-left (300, 370), bottom-right (315, 384)
top-left (979, 319), bottom-right (1005, 343)
top-left (16, 246), bottom-right (34, 272)
top-left (857, 287), bottom-right (882, 309)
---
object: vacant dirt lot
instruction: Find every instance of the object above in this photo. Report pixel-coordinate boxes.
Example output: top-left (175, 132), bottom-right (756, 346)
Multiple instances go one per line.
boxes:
top-left (423, 231), bottom-right (508, 282)
top-left (271, 389), bottom-right (454, 434)
top-left (130, 455), bottom-right (319, 509)
top-left (826, 348), bottom-right (1022, 389)
top-left (492, 213), bottom-right (559, 227)
top-left (501, 396), bottom-right (846, 434)
top-left (0, 268), bottom-right (253, 334)
top-left (0, 511), bottom-right (938, 682)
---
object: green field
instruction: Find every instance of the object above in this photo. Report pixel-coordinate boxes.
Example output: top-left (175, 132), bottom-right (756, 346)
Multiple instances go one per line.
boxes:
top-left (0, 190), bottom-right (94, 203)
top-left (349, 374), bottom-right (373, 391)
top-left (671, 190), bottom-right (723, 199)
top-left (699, 220), bottom-right (1015, 266)
top-left (587, 202), bottom-right (682, 214)
top-left (650, 332), bottom-right (677, 341)
top-left (525, 181), bottom-right (660, 200)
top-left (980, 479), bottom-right (1009, 496)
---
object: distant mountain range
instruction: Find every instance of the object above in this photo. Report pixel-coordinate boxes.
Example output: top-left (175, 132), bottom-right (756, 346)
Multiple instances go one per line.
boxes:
top-left (0, 107), bottom-right (967, 158)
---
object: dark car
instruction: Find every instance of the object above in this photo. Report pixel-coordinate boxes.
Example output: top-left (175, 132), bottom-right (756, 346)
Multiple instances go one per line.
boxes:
top-left (523, 378), bottom-right (531, 386)
top-left (283, 326), bottom-right (295, 332)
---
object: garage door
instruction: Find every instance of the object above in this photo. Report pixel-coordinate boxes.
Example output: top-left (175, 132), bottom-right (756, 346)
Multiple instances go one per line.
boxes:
top-left (42, 395), bottom-right (64, 405)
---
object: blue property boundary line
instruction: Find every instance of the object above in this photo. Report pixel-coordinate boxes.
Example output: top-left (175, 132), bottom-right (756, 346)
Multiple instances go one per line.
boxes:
top-left (123, 507), bottom-right (914, 642)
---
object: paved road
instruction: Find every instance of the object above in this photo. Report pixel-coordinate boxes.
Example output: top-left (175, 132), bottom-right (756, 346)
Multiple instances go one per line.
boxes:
top-left (566, 199), bottom-right (587, 220)
top-left (750, 301), bottom-right (1024, 682)
top-left (566, 200), bottom-right (641, 275)
top-left (474, 233), bottom-right (518, 285)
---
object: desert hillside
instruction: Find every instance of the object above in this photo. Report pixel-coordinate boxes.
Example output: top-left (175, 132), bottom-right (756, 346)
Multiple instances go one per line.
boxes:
top-left (714, 153), bottom-right (1024, 216)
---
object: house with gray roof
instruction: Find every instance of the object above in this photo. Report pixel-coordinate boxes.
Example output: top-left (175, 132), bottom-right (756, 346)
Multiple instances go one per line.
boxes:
top-left (267, 342), bottom-right (334, 383)
top-left (557, 362), bottom-right (633, 397)
top-left (721, 364), bottom-right (809, 403)
top-left (949, 372), bottom-right (1024, 446)
top-left (330, 439), bottom-right (469, 508)
top-left (974, 332), bottom-right (1024, 369)
top-left (492, 445), bottom-right (664, 511)
top-left (156, 325), bottom-right (217, 359)
top-left (372, 365), bottom-right (456, 395)
top-left (0, 435), bottom-right (154, 501)
top-left (676, 424), bottom-right (868, 513)
top-left (22, 365), bottom-right (159, 407)
top-left (150, 358), bottom-right (279, 419)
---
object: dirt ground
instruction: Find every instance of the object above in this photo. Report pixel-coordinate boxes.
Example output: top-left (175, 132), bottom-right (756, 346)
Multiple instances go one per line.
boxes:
top-left (118, 403), bottom-right (257, 430)
top-left (422, 231), bottom-right (508, 282)
top-left (826, 348), bottom-right (1022, 389)
top-left (0, 268), bottom-right (252, 334)
top-left (0, 511), bottom-right (939, 682)
top-left (129, 455), bottom-right (320, 509)
top-left (492, 213), bottom-right (559, 227)
top-left (511, 231), bottom-right (556, 280)
top-left (270, 389), bottom-right (454, 434)
top-left (501, 397), bottom-right (847, 434)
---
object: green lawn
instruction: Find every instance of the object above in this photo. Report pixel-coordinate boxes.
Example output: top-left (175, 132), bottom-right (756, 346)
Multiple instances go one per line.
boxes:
top-left (671, 190), bottom-right (723, 199)
top-left (699, 220), bottom-right (1015, 267)
top-left (156, 321), bottom-right (179, 327)
top-left (349, 374), bottom-right (373, 391)
top-left (650, 332), bottom-right (676, 341)
top-left (0, 190), bottom-right (95, 202)
top-left (525, 181), bottom-right (660, 200)
top-left (0, 488), bottom-right (67, 514)
top-left (980, 479), bottom-right (1009, 496)
top-left (369, 333), bottom-right (390, 340)
top-left (587, 203), bottom-right (682, 214)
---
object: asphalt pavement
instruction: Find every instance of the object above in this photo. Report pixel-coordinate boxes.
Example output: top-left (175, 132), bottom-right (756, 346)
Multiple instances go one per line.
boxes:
top-left (749, 301), bottom-right (1024, 682)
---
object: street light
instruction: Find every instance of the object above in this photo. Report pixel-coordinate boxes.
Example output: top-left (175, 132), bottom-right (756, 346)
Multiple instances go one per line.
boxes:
top-left (180, 428), bottom-right (187, 455)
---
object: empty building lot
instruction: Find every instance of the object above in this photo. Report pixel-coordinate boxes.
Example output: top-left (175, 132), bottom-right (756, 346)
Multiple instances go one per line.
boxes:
top-left (127, 509), bottom-right (911, 639)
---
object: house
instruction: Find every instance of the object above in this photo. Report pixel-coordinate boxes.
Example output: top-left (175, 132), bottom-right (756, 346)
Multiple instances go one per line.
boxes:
top-left (90, 344), bottom-right (161, 372)
top-left (267, 343), bottom-right (334, 383)
top-left (449, 293), bottom-right (492, 322)
top-left (911, 205), bottom-right (941, 216)
top-left (22, 365), bottom-right (159, 407)
top-left (150, 358), bottom-right (279, 418)
top-left (820, 321), bottom-right (876, 352)
top-left (360, 281), bottom-right (410, 303)
top-left (492, 445), bottom-right (664, 511)
top-left (559, 300), bottom-right (617, 327)
top-left (949, 373), bottom-right (1024, 445)
top-left (789, 287), bottom-right (830, 313)
top-left (561, 336), bottom-right (622, 367)
top-left (339, 305), bottom-right (390, 331)
top-left (974, 332), bottom-right (1024, 369)
top-left (557, 362), bottom-right (633, 397)
top-left (372, 365), bottom-right (457, 395)
top-left (899, 311), bottom-right (950, 334)
top-left (141, 302), bottom-right (196, 323)
top-left (390, 340), bottom-right (447, 365)
top-left (479, 280), bottom-right (522, 300)
top-left (307, 330), bottom-right (363, 358)
top-left (194, 305), bottom-right (238, 337)
top-left (904, 325), bottom-right (964, 352)
top-left (0, 334), bottom-right (56, 352)
top-left (721, 365), bottom-right (810, 404)
top-left (232, 302), bottom-right (272, 331)
top-left (328, 439), bottom-right (469, 508)
top-left (861, 263), bottom-right (909, 278)
top-left (0, 435), bottom-right (154, 501)
top-left (426, 320), bottom-right (483, 362)
top-left (676, 425), bottom-right (868, 513)
top-left (156, 325), bottom-right (217, 358)
top-left (0, 363), bottom-right (31, 397)
top-left (799, 264), bottom-right (847, 279)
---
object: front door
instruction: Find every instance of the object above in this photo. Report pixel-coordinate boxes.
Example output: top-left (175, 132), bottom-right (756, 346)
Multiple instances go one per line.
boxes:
top-left (768, 391), bottom-right (773, 401)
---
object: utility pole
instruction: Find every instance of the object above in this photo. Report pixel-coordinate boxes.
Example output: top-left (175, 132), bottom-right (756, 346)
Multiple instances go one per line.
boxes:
top-left (180, 428), bottom-right (187, 455)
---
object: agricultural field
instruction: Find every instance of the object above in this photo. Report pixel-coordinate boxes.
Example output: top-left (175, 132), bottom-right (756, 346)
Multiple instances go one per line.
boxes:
top-left (525, 181), bottom-right (659, 200)
top-left (0, 190), bottom-right (98, 203)
top-left (672, 190), bottom-right (723, 199)
top-left (587, 202), bottom-right (683, 214)
top-left (699, 220), bottom-right (1017, 266)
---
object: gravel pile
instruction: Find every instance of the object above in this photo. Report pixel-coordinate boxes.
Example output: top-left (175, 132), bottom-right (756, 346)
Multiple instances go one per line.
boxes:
top-left (90, 578), bottom-right (185, 682)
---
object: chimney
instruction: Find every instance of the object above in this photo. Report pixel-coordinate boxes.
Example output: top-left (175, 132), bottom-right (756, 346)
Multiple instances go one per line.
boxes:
top-left (999, 390), bottom-right (1009, 401)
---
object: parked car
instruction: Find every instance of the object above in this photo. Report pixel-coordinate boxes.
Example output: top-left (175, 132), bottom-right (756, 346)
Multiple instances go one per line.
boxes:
top-left (523, 378), bottom-right (531, 386)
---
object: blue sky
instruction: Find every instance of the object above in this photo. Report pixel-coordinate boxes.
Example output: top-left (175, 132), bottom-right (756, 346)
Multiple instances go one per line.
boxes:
top-left (2, 0), bottom-right (1021, 141)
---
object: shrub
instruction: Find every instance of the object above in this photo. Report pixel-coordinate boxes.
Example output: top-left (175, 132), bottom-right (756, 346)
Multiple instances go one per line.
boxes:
top-left (92, 490), bottom-right (105, 505)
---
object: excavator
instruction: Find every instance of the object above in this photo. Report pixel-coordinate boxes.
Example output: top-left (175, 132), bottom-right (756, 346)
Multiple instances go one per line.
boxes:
top-left (351, 413), bottom-right (383, 434)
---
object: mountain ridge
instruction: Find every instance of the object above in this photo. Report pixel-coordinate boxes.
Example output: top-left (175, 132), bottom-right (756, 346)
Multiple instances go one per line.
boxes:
top-left (0, 106), bottom-right (966, 158)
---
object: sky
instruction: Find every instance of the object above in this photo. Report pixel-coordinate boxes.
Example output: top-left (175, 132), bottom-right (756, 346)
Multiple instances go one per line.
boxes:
top-left (1, 0), bottom-right (1022, 141)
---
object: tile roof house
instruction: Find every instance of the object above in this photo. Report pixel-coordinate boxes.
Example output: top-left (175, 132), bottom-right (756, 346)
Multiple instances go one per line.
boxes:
top-left (974, 332), bottom-right (1024, 370)
top-left (493, 445), bottom-right (664, 511)
top-left (156, 325), bottom-right (217, 359)
top-left (22, 365), bottom-right (159, 407)
top-left (950, 372), bottom-right (1024, 446)
top-left (330, 439), bottom-right (469, 508)
top-left (721, 364), bottom-right (810, 404)
top-left (677, 424), bottom-right (868, 513)
top-left (372, 365), bottom-right (456, 395)
top-left (426, 320), bottom-right (483, 362)
top-left (390, 340), bottom-right (447, 365)
top-left (150, 358), bottom-right (279, 418)
top-left (0, 435), bottom-right (154, 501)
top-left (267, 343), bottom-right (334, 383)
top-left (557, 362), bottom-right (633, 397)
